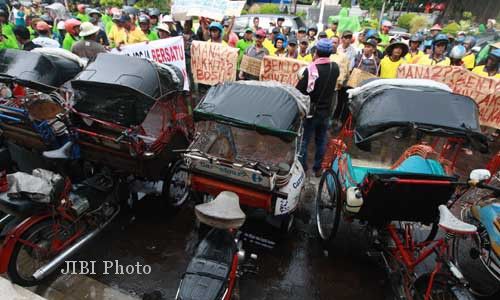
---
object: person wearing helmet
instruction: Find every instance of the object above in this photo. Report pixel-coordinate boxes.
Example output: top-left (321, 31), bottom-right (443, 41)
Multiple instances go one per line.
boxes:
top-left (380, 41), bottom-right (409, 78)
top-left (379, 20), bottom-right (392, 49)
top-left (155, 23), bottom-right (171, 39)
top-left (307, 26), bottom-right (317, 46)
top-left (449, 45), bottom-right (466, 66)
top-left (297, 38), bottom-right (312, 62)
top-left (325, 17), bottom-right (339, 39)
top-left (33, 21), bottom-right (60, 48)
top-left (87, 9), bottom-right (104, 31)
top-left (90, 17), bottom-right (109, 46)
top-left (417, 34), bottom-right (450, 66)
top-left (138, 15), bottom-right (157, 41)
top-left (63, 19), bottom-right (81, 51)
top-left (472, 49), bottom-right (500, 78)
top-left (71, 22), bottom-right (106, 59)
top-left (108, 13), bottom-right (126, 47)
top-left (285, 37), bottom-right (298, 59)
top-left (76, 4), bottom-right (90, 23)
top-left (273, 34), bottom-right (286, 57)
top-left (296, 38), bottom-right (339, 177)
top-left (462, 36), bottom-right (476, 70)
top-left (148, 8), bottom-right (160, 31)
top-left (208, 21), bottom-right (226, 45)
top-left (429, 24), bottom-right (442, 38)
top-left (121, 15), bottom-right (148, 45)
top-left (405, 34), bottom-right (424, 63)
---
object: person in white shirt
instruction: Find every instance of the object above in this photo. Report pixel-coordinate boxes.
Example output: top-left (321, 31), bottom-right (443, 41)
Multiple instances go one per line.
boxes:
top-left (32, 21), bottom-right (60, 48)
top-left (337, 31), bottom-right (357, 70)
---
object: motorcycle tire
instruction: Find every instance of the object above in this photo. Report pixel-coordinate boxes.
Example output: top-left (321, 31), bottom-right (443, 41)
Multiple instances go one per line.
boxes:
top-left (162, 159), bottom-right (189, 209)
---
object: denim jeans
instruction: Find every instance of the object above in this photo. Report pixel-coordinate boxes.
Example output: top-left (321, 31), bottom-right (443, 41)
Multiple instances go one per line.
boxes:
top-left (300, 112), bottom-right (329, 172)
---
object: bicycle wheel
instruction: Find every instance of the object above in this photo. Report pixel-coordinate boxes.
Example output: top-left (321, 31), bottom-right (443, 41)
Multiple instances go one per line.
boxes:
top-left (315, 169), bottom-right (342, 245)
top-left (413, 273), bottom-right (475, 300)
top-left (7, 218), bottom-right (78, 287)
top-left (163, 159), bottom-right (189, 208)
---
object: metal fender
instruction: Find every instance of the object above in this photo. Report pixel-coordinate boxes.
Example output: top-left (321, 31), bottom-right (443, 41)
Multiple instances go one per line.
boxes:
top-left (0, 213), bottom-right (53, 273)
top-left (274, 160), bottom-right (305, 216)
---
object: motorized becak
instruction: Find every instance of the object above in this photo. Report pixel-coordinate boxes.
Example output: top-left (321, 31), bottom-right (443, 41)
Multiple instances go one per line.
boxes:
top-left (0, 49), bottom-right (193, 207)
top-left (316, 79), bottom-right (489, 300)
top-left (182, 81), bottom-right (309, 232)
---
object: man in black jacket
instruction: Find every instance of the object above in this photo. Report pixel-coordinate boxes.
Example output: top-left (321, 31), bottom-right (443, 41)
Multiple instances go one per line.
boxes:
top-left (296, 38), bottom-right (339, 177)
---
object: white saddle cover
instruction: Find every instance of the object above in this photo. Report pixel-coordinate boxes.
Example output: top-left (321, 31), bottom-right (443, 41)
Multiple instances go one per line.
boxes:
top-left (438, 205), bottom-right (477, 234)
top-left (195, 191), bottom-right (246, 230)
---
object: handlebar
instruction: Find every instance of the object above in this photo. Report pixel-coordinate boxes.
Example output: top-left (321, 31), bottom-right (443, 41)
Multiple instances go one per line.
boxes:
top-left (475, 181), bottom-right (500, 196)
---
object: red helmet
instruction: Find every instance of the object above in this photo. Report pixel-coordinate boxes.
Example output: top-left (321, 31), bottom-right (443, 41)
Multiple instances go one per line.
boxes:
top-left (65, 19), bottom-right (81, 36)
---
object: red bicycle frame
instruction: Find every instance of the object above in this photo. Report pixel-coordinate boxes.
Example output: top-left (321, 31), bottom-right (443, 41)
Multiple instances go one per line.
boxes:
top-left (386, 224), bottom-right (450, 300)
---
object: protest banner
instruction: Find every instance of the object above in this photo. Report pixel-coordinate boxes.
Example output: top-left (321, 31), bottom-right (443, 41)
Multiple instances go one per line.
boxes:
top-left (110, 36), bottom-right (189, 91)
top-left (240, 55), bottom-right (262, 77)
top-left (172, 0), bottom-right (245, 21)
top-left (259, 56), bottom-right (308, 87)
top-left (398, 64), bottom-right (500, 129)
top-left (190, 41), bottom-right (238, 85)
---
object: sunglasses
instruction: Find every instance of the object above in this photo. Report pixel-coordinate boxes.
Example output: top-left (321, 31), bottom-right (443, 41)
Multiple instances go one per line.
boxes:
top-left (256, 35), bottom-right (265, 39)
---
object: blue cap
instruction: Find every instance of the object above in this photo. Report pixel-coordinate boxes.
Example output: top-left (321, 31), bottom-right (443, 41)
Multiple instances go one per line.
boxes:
top-left (490, 48), bottom-right (500, 59)
top-left (316, 38), bottom-right (333, 54)
top-left (208, 22), bottom-right (223, 32)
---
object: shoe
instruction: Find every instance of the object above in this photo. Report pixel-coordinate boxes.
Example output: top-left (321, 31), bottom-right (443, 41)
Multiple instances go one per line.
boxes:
top-left (314, 169), bottom-right (322, 178)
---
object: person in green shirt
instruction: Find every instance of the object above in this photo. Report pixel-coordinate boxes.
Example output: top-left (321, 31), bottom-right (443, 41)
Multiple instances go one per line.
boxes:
top-left (236, 27), bottom-right (254, 68)
top-left (138, 15), bottom-right (158, 41)
top-left (63, 19), bottom-right (81, 51)
top-left (76, 4), bottom-right (90, 22)
top-left (0, 10), bottom-right (19, 49)
top-left (379, 20), bottom-right (392, 49)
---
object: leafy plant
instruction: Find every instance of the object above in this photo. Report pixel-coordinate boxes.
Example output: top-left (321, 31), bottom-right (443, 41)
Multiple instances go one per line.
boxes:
top-left (340, 0), bottom-right (352, 8)
top-left (441, 22), bottom-right (460, 35)
top-left (409, 15), bottom-right (427, 34)
top-left (134, 0), bottom-right (169, 12)
top-left (259, 4), bottom-right (281, 14)
top-left (462, 11), bottom-right (473, 21)
top-left (397, 13), bottom-right (416, 30)
top-left (248, 4), bottom-right (260, 14)
top-left (359, 0), bottom-right (385, 10)
top-left (99, 0), bottom-right (123, 7)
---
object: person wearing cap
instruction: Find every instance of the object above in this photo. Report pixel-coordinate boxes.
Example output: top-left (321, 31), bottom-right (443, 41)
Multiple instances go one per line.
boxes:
top-left (161, 15), bottom-right (181, 37)
top-left (449, 45), bottom-right (466, 67)
top-left (90, 17), bottom-right (109, 46)
top-left (275, 16), bottom-right (285, 34)
top-left (263, 27), bottom-right (279, 55)
top-left (429, 24), bottom-right (442, 38)
top-left (379, 20), bottom-right (392, 48)
top-left (297, 38), bottom-right (312, 62)
top-left (156, 23), bottom-right (171, 39)
top-left (325, 17), bottom-right (339, 39)
top-left (417, 34), bottom-right (450, 66)
top-left (337, 31), bottom-right (356, 69)
top-left (121, 15), bottom-right (148, 45)
top-left (307, 26), bottom-right (318, 45)
top-left (285, 37), bottom-right (298, 59)
top-left (355, 30), bottom-right (366, 51)
top-left (273, 34), bottom-right (286, 57)
top-left (472, 49), bottom-right (500, 79)
top-left (62, 19), bottom-right (81, 51)
top-left (148, 8), bottom-right (160, 31)
top-left (138, 15), bottom-right (158, 41)
top-left (239, 28), bottom-right (268, 80)
top-left (33, 21), bottom-right (60, 48)
top-left (71, 21), bottom-right (106, 59)
top-left (76, 4), bottom-right (90, 23)
top-left (353, 38), bottom-right (380, 75)
top-left (13, 25), bottom-right (40, 51)
top-left (236, 28), bottom-right (254, 66)
top-left (87, 9), bottom-right (104, 31)
top-left (379, 41), bottom-right (408, 79)
top-left (296, 38), bottom-right (339, 177)
top-left (405, 34), bottom-right (424, 63)
top-left (207, 21), bottom-right (226, 45)
top-left (108, 13), bottom-right (126, 47)
top-left (296, 27), bottom-right (306, 41)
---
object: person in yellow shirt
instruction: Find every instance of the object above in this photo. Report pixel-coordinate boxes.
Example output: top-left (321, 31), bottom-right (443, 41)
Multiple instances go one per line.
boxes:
top-left (416, 34), bottom-right (450, 66)
top-left (207, 22), bottom-right (227, 46)
top-left (380, 41), bottom-right (409, 78)
top-left (108, 14), bottom-right (126, 47)
top-left (405, 34), bottom-right (424, 63)
top-left (462, 36), bottom-right (476, 70)
top-left (472, 49), bottom-right (500, 78)
top-left (325, 18), bottom-right (339, 39)
top-left (122, 15), bottom-right (148, 45)
top-left (297, 38), bottom-right (312, 62)
top-left (263, 27), bottom-right (279, 55)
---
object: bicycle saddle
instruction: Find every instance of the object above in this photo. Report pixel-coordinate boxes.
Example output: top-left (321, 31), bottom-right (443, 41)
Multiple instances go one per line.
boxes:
top-left (195, 191), bottom-right (246, 230)
top-left (438, 205), bottom-right (477, 234)
top-left (43, 141), bottom-right (73, 159)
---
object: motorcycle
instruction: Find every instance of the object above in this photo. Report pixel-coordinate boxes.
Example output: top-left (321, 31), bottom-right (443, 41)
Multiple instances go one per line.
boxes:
top-left (176, 191), bottom-right (257, 300)
top-left (0, 151), bottom-right (123, 287)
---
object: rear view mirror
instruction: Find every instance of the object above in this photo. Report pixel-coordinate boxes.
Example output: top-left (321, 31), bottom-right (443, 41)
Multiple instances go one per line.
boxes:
top-left (469, 169), bottom-right (491, 181)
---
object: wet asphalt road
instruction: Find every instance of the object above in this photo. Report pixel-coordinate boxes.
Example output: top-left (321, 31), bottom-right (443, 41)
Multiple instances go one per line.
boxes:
top-left (75, 176), bottom-right (386, 300)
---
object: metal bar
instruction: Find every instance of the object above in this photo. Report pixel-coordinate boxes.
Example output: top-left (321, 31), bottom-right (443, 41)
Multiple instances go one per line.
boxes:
top-left (0, 104), bottom-right (26, 114)
top-left (0, 113), bottom-right (22, 123)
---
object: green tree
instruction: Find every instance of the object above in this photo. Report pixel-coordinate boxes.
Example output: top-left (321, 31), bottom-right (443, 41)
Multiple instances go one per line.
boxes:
top-left (99, 0), bottom-right (124, 7)
top-left (359, 0), bottom-right (385, 10)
